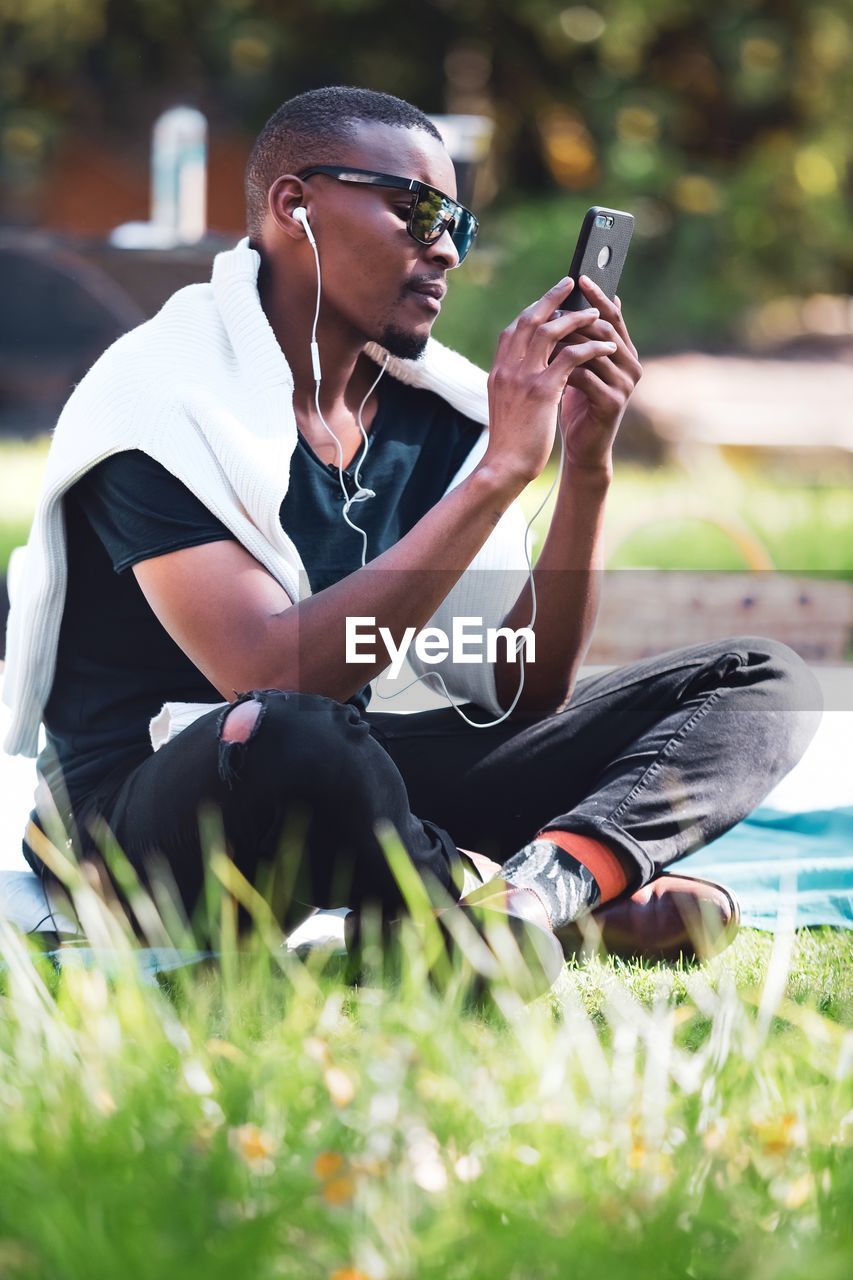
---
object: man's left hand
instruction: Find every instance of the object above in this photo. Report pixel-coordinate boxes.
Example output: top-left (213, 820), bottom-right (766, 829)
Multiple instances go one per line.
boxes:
top-left (554, 274), bottom-right (643, 472)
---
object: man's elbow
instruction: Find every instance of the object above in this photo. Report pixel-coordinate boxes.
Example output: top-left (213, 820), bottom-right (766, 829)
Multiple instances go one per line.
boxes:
top-left (495, 668), bottom-right (574, 721)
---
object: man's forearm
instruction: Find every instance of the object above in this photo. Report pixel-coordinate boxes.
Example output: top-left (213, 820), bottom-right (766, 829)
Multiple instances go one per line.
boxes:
top-left (494, 462), bottom-right (611, 718)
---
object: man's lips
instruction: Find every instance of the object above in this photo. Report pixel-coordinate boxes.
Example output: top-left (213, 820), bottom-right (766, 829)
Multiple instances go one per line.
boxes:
top-left (405, 281), bottom-right (446, 313)
top-left (406, 280), bottom-right (446, 302)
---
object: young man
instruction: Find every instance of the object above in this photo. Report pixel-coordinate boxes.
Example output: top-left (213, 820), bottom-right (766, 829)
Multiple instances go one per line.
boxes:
top-left (5, 87), bottom-right (821, 976)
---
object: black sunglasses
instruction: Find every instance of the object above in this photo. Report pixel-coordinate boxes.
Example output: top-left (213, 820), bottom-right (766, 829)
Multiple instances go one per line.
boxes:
top-left (296, 164), bottom-right (479, 263)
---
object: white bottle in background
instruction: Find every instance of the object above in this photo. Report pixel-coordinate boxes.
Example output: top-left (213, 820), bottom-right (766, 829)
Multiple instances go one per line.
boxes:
top-left (150, 106), bottom-right (207, 245)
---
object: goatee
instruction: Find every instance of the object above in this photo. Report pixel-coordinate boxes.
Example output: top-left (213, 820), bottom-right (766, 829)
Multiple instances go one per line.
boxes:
top-left (377, 325), bottom-right (429, 361)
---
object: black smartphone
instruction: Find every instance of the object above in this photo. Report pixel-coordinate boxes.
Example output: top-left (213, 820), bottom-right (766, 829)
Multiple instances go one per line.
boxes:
top-left (562, 206), bottom-right (634, 310)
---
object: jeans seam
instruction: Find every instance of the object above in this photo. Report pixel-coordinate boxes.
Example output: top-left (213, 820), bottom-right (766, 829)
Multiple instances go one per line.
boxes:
top-left (607, 687), bottom-right (724, 825)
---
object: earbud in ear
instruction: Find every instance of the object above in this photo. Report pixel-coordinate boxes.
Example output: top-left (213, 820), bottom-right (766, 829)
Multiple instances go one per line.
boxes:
top-left (292, 206), bottom-right (316, 246)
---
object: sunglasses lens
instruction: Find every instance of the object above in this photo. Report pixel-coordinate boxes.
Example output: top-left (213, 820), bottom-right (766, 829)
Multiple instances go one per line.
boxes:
top-left (411, 190), bottom-right (451, 241)
top-left (451, 214), bottom-right (477, 262)
top-left (412, 190), bottom-right (477, 262)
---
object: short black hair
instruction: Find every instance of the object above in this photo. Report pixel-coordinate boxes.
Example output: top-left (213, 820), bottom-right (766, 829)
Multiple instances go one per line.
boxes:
top-left (245, 86), bottom-right (444, 236)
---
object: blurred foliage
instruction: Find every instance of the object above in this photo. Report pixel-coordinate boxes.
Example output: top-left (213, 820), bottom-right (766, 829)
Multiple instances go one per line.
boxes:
top-left (0, 0), bottom-right (851, 350)
top-left (434, 193), bottom-right (748, 360)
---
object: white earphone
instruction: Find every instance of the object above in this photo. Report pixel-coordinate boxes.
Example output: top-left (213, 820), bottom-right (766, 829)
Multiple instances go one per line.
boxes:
top-left (294, 203), bottom-right (381, 517)
top-left (293, 202), bottom-right (562, 728)
top-left (292, 205), bottom-right (315, 245)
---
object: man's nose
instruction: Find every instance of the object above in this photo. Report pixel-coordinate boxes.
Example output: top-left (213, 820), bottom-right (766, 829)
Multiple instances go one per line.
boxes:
top-left (424, 225), bottom-right (460, 270)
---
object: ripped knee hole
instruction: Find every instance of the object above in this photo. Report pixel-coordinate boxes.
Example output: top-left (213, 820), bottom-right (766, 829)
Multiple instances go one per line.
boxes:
top-left (220, 696), bottom-right (264, 744)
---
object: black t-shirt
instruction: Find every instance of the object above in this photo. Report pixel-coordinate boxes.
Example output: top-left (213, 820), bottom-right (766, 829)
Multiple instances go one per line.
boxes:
top-left (40, 374), bottom-right (482, 812)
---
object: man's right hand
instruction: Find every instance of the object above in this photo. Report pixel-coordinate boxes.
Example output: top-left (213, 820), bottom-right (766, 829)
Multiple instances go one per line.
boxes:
top-left (481, 277), bottom-right (618, 486)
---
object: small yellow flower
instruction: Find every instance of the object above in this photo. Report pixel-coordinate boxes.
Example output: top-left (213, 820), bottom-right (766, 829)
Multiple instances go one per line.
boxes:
top-left (314, 1151), bottom-right (345, 1180)
top-left (323, 1174), bottom-right (356, 1205)
top-left (752, 1113), bottom-right (806, 1155)
top-left (229, 1123), bottom-right (278, 1172)
top-left (627, 1139), bottom-right (646, 1170)
top-left (324, 1066), bottom-right (356, 1108)
top-left (330, 1269), bottom-right (372, 1280)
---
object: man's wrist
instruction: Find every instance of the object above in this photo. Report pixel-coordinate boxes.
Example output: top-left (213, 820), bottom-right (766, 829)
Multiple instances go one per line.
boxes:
top-left (561, 458), bottom-right (614, 488)
top-left (468, 460), bottom-right (530, 505)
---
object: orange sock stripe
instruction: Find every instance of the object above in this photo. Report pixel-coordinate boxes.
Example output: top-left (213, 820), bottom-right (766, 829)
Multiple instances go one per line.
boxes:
top-left (536, 829), bottom-right (628, 904)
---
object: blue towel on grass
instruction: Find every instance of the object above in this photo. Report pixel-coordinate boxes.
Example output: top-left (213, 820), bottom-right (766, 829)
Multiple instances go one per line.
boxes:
top-left (671, 806), bottom-right (853, 931)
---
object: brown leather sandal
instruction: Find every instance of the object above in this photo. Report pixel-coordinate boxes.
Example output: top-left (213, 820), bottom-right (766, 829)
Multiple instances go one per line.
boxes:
top-left (556, 873), bottom-right (741, 963)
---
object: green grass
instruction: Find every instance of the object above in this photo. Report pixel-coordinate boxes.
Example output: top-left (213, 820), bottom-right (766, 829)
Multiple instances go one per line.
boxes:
top-left (0, 831), bottom-right (851, 1280)
top-left (0, 436), bottom-right (49, 577)
top-left (520, 459), bottom-right (853, 578)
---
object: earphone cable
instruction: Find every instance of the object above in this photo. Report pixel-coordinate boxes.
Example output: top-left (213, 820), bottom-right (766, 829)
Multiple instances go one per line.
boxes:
top-left (304, 221), bottom-right (381, 564)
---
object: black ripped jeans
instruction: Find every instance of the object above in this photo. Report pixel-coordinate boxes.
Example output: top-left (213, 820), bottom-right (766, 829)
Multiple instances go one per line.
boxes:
top-left (25, 636), bottom-right (822, 933)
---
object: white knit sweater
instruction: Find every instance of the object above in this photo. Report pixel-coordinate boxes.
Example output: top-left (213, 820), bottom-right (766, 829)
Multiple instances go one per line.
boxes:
top-left (2, 237), bottom-right (530, 759)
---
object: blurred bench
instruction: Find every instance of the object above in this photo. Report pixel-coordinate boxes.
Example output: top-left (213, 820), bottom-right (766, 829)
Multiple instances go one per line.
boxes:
top-left (629, 351), bottom-right (853, 466)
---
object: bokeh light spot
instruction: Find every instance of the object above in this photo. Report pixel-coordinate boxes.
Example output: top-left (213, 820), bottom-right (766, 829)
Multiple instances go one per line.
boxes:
top-left (794, 148), bottom-right (837, 195)
top-left (559, 6), bottom-right (606, 43)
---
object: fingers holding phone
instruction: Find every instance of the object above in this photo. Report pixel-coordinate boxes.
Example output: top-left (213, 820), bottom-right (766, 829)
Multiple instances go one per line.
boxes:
top-left (484, 203), bottom-right (640, 483)
top-left (484, 276), bottom-right (620, 485)
top-left (551, 308), bottom-right (635, 389)
top-left (548, 210), bottom-right (643, 469)
top-left (570, 274), bottom-right (639, 361)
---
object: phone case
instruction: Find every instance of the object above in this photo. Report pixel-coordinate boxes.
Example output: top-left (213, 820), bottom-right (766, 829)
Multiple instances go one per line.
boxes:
top-left (562, 206), bottom-right (634, 310)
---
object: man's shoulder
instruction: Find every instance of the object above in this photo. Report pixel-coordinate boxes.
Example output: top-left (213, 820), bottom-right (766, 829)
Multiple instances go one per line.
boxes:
top-left (86, 282), bottom-right (224, 382)
top-left (52, 281), bottom-right (233, 438)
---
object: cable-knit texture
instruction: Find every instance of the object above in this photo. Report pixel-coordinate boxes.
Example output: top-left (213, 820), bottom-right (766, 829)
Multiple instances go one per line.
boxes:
top-left (2, 237), bottom-right (528, 757)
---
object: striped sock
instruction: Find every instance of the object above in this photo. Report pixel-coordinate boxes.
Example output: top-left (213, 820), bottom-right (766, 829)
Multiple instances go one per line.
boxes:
top-left (502, 830), bottom-right (629, 930)
top-left (537, 830), bottom-right (629, 905)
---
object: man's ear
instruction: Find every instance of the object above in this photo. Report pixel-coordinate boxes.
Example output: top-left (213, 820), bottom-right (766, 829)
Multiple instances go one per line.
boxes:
top-left (267, 175), bottom-right (311, 240)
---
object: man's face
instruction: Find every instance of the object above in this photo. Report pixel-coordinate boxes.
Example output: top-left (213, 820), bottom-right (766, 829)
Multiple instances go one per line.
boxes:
top-left (296, 121), bottom-right (461, 360)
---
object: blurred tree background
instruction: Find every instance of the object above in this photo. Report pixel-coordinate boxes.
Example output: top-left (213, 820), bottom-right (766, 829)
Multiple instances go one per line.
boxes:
top-left (1, 0), bottom-right (851, 362)
top-left (1, 0), bottom-right (852, 654)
